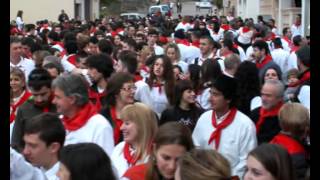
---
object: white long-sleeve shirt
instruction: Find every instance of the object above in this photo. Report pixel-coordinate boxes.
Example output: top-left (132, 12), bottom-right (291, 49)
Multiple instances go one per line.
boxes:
top-left (63, 114), bottom-right (114, 157)
top-left (196, 87), bottom-right (211, 110)
top-left (271, 48), bottom-right (291, 74)
top-left (41, 162), bottom-right (60, 180)
top-left (134, 80), bottom-right (154, 109)
top-left (10, 147), bottom-right (47, 180)
top-left (192, 110), bottom-right (257, 179)
top-left (150, 84), bottom-right (169, 118)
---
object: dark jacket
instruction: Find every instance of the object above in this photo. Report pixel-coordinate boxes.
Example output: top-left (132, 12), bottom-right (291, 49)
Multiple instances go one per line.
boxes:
top-left (11, 98), bottom-right (57, 152)
top-left (250, 107), bottom-right (281, 144)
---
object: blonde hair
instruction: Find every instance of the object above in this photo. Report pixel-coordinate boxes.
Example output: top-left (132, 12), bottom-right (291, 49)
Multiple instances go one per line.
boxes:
top-left (178, 149), bottom-right (231, 180)
top-left (279, 103), bottom-right (310, 137)
top-left (120, 102), bottom-right (158, 162)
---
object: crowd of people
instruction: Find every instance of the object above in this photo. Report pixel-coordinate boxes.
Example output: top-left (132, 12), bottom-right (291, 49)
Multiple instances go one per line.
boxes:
top-left (10, 7), bottom-right (310, 180)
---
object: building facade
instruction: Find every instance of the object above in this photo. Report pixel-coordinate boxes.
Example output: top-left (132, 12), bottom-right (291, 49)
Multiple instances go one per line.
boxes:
top-left (10, 0), bottom-right (100, 24)
top-left (225, 0), bottom-right (309, 36)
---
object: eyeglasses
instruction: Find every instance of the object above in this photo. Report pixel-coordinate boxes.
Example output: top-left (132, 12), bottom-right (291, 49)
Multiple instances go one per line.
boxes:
top-left (121, 85), bottom-right (137, 92)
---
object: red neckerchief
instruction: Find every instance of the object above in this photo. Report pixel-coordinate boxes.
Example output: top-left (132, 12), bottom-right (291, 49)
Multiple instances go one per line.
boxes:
top-left (111, 31), bottom-right (117, 37)
top-left (242, 26), bottom-right (250, 33)
top-left (181, 21), bottom-right (187, 25)
top-left (111, 106), bottom-right (123, 144)
top-left (270, 133), bottom-right (305, 154)
top-left (288, 70), bottom-right (310, 87)
top-left (295, 21), bottom-right (301, 27)
top-left (283, 36), bottom-right (292, 46)
top-left (256, 102), bottom-right (283, 134)
top-left (62, 102), bottom-right (98, 131)
top-left (116, 28), bottom-right (124, 34)
top-left (134, 73), bottom-right (143, 82)
top-left (290, 46), bottom-right (299, 53)
top-left (220, 24), bottom-right (230, 31)
top-left (208, 108), bottom-right (237, 149)
top-left (256, 55), bottom-right (272, 69)
top-left (10, 91), bottom-right (32, 123)
top-left (176, 39), bottom-right (190, 46)
top-left (192, 40), bottom-right (200, 48)
top-left (124, 142), bottom-right (138, 166)
top-left (123, 163), bottom-right (148, 180)
top-left (152, 81), bottom-right (164, 93)
top-left (233, 43), bottom-right (239, 49)
top-left (88, 88), bottom-right (106, 112)
top-left (140, 65), bottom-right (149, 73)
top-left (67, 54), bottom-right (77, 65)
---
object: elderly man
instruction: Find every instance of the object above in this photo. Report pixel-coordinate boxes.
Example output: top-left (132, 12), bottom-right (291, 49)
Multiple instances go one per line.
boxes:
top-left (52, 74), bottom-right (114, 156)
top-left (250, 79), bottom-right (285, 144)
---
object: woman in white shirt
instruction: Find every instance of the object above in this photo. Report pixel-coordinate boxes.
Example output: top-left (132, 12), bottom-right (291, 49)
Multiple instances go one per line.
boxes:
top-left (16, 10), bottom-right (24, 31)
top-left (147, 55), bottom-right (175, 117)
top-left (111, 102), bottom-right (158, 178)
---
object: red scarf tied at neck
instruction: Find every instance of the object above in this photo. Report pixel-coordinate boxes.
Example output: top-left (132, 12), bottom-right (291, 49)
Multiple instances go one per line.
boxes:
top-left (256, 55), bottom-right (272, 69)
top-left (256, 102), bottom-right (283, 134)
top-left (124, 142), bottom-right (138, 166)
top-left (208, 108), bottom-right (237, 150)
top-left (153, 82), bottom-right (164, 94)
top-left (111, 106), bottom-right (124, 144)
top-left (10, 91), bottom-right (32, 123)
top-left (62, 102), bottom-right (97, 131)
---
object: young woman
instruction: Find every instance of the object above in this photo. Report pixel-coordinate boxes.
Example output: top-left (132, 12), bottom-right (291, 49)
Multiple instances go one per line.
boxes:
top-left (10, 68), bottom-right (32, 141)
top-left (100, 72), bottom-right (136, 145)
top-left (244, 144), bottom-right (296, 180)
top-left (160, 80), bottom-right (204, 132)
top-left (122, 122), bottom-right (194, 180)
top-left (111, 102), bottom-right (158, 178)
top-left (234, 61), bottom-right (261, 116)
top-left (57, 143), bottom-right (117, 180)
top-left (16, 10), bottom-right (24, 32)
top-left (147, 55), bottom-right (175, 117)
top-left (175, 149), bottom-right (233, 180)
top-left (164, 43), bottom-right (188, 73)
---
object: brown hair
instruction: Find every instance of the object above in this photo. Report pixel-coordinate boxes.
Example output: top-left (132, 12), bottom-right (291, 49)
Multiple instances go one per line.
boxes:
top-left (145, 122), bottom-right (194, 180)
top-left (248, 143), bottom-right (296, 180)
top-left (164, 43), bottom-right (181, 61)
top-left (279, 103), bottom-right (310, 138)
top-left (120, 102), bottom-right (158, 163)
top-left (147, 55), bottom-right (175, 105)
top-left (178, 149), bottom-right (231, 180)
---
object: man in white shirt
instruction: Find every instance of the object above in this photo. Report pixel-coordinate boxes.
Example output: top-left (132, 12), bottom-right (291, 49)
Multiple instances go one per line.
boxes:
top-left (11, 147), bottom-right (47, 180)
top-left (270, 38), bottom-right (291, 78)
top-left (10, 36), bottom-right (35, 82)
top-left (192, 75), bottom-right (257, 179)
top-left (291, 15), bottom-right (302, 38)
top-left (147, 29), bottom-right (164, 55)
top-left (191, 36), bottom-right (219, 66)
top-left (22, 113), bottom-right (65, 180)
top-left (52, 74), bottom-right (114, 157)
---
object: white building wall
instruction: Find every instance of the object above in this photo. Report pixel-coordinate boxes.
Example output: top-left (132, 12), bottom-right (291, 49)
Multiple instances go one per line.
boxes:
top-left (10, 0), bottom-right (74, 24)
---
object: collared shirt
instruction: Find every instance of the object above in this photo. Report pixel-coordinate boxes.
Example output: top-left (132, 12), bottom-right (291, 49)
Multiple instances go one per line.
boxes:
top-left (192, 110), bottom-right (257, 179)
top-left (42, 162), bottom-right (60, 180)
top-left (10, 57), bottom-right (35, 82)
